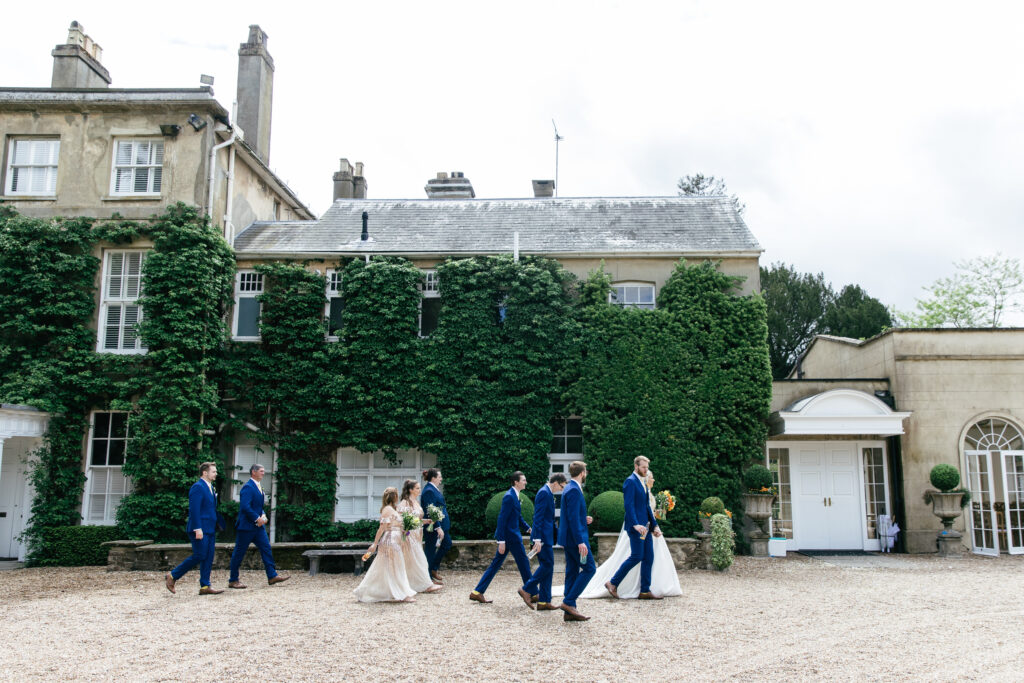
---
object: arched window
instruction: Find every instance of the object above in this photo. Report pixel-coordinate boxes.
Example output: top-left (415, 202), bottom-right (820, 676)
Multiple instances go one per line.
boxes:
top-left (964, 418), bottom-right (1024, 451)
top-left (962, 417), bottom-right (1024, 556)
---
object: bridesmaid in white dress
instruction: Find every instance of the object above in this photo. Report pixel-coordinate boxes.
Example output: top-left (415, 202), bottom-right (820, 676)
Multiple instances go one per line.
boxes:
top-left (576, 470), bottom-right (682, 599)
top-left (353, 487), bottom-right (417, 603)
top-left (397, 479), bottom-right (442, 594)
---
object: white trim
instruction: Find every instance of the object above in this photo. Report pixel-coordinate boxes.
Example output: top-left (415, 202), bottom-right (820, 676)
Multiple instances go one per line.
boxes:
top-left (5, 137), bottom-right (60, 196)
top-left (325, 269), bottom-right (343, 341)
top-left (334, 448), bottom-right (437, 522)
top-left (418, 269), bottom-right (440, 338)
top-left (97, 250), bottom-right (148, 354)
top-left (609, 281), bottom-right (656, 310)
top-left (109, 138), bottom-right (164, 197)
top-left (0, 405), bottom-right (50, 439)
top-left (82, 410), bottom-right (132, 526)
top-left (769, 389), bottom-right (911, 436)
top-left (232, 270), bottom-right (263, 341)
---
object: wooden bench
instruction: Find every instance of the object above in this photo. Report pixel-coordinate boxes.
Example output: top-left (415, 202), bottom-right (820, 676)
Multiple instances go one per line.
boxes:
top-left (302, 549), bottom-right (370, 577)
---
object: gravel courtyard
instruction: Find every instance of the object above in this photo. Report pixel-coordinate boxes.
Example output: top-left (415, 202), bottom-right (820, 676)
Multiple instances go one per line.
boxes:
top-left (0, 553), bottom-right (1021, 682)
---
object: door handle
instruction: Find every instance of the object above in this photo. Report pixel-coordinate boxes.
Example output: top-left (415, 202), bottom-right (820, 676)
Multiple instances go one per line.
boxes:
top-left (828, 497), bottom-right (832, 507)
top-left (823, 497), bottom-right (827, 507)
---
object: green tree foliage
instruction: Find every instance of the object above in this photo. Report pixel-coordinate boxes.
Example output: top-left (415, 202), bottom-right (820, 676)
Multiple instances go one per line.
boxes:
top-left (822, 284), bottom-right (892, 340)
top-left (897, 254), bottom-right (1023, 328)
top-left (677, 173), bottom-right (745, 216)
top-left (568, 261), bottom-right (772, 537)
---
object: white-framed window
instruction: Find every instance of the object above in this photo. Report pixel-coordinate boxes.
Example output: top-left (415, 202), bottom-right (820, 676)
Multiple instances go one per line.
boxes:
top-left (5, 137), bottom-right (60, 196)
top-left (233, 271), bottom-right (263, 340)
top-left (110, 139), bottom-right (164, 196)
top-left (335, 448), bottom-right (437, 522)
top-left (83, 411), bottom-right (132, 525)
top-left (326, 269), bottom-right (344, 340)
top-left (419, 269), bottom-right (441, 337)
top-left (610, 282), bottom-right (656, 310)
top-left (233, 445), bottom-right (273, 501)
top-left (768, 447), bottom-right (793, 539)
top-left (98, 250), bottom-right (147, 353)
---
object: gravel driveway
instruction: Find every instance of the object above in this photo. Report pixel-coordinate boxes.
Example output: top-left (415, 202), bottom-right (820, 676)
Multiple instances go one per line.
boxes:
top-left (1, 553), bottom-right (1021, 681)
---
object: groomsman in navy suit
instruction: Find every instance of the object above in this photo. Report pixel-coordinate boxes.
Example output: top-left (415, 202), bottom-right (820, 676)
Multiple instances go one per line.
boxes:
top-left (228, 464), bottom-right (288, 589)
top-left (520, 472), bottom-right (566, 611)
top-left (606, 455), bottom-right (663, 600)
top-left (558, 461), bottom-right (595, 621)
top-left (470, 472), bottom-right (533, 604)
top-left (420, 468), bottom-right (451, 583)
top-left (166, 462), bottom-right (224, 595)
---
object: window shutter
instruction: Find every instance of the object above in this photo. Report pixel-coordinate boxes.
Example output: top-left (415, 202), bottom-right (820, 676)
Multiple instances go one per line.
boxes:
top-left (107, 252), bottom-right (124, 298)
top-left (122, 305), bottom-right (141, 349)
top-left (104, 305), bottom-right (122, 350)
top-left (88, 469), bottom-right (109, 521)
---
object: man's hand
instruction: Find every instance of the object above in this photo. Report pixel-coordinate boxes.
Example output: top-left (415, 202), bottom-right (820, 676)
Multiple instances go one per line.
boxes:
top-left (586, 516), bottom-right (593, 525)
top-left (194, 529), bottom-right (203, 540)
top-left (531, 540), bottom-right (542, 554)
top-left (653, 527), bottom-right (663, 537)
top-left (633, 524), bottom-right (647, 535)
top-left (437, 529), bottom-right (445, 541)
top-left (256, 517), bottom-right (266, 527)
top-left (497, 541), bottom-right (506, 555)
top-left (578, 543), bottom-right (588, 559)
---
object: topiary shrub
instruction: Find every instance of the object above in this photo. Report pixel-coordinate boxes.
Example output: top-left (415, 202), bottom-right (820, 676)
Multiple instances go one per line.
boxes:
top-left (743, 464), bottom-right (774, 493)
top-left (588, 491), bottom-right (626, 532)
top-left (710, 513), bottom-right (734, 571)
top-left (484, 490), bottom-right (534, 533)
top-left (700, 496), bottom-right (725, 516)
top-left (30, 525), bottom-right (125, 567)
top-left (930, 464), bottom-right (961, 492)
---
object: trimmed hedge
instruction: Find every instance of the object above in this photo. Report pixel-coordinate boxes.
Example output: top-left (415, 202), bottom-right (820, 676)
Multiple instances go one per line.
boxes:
top-left (930, 464), bottom-right (960, 492)
top-left (484, 491), bottom-right (535, 534)
top-left (31, 525), bottom-right (125, 567)
top-left (588, 491), bottom-right (625, 532)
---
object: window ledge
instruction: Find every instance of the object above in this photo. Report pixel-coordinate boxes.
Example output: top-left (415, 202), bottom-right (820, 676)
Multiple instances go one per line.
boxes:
top-left (102, 195), bottom-right (163, 202)
top-left (232, 337), bottom-right (262, 342)
top-left (95, 348), bottom-right (148, 356)
top-left (0, 195), bottom-right (57, 201)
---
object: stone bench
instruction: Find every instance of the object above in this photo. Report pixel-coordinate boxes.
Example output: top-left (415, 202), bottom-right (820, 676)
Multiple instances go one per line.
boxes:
top-left (303, 548), bottom-right (370, 577)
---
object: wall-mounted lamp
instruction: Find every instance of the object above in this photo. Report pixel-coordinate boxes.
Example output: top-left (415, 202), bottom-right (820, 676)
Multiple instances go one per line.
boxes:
top-left (159, 124), bottom-right (182, 138)
top-left (187, 113), bottom-right (207, 132)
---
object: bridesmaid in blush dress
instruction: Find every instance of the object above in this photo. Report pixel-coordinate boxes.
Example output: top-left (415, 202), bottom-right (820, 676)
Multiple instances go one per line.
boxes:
top-left (353, 487), bottom-right (417, 603)
top-left (398, 479), bottom-right (442, 594)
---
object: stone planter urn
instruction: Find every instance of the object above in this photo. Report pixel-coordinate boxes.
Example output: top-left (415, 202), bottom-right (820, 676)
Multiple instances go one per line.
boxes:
top-left (700, 516), bottom-right (712, 534)
top-left (930, 491), bottom-right (965, 557)
top-left (742, 493), bottom-right (775, 557)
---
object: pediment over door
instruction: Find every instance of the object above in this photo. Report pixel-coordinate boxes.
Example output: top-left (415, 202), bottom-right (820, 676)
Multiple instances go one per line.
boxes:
top-left (768, 389), bottom-right (910, 436)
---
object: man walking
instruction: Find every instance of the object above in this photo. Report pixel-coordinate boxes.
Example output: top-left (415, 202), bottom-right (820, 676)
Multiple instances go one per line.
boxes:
top-left (606, 456), bottom-right (663, 600)
top-left (165, 462), bottom-right (224, 595)
top-left (520, 473), bottom-right (566, 611)
top-left (470, 471), bottom-right (533, 604)
top-left (228, 463), bottom-right (289, 589)
top-left (558, 461), bottom-right (595, 621)
top-left (420, 468), bottom-right (451, 583)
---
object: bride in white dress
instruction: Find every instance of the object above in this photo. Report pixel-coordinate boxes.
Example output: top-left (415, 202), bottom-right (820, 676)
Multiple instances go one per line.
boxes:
top-left (575, 470), bottom-right (682, 599)
top-left (352, 487), bottom-right (417, 603)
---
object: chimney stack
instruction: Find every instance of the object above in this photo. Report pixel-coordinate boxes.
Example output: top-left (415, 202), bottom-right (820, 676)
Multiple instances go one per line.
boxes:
top-left (532, 180), bottom-right (555, 198)
top-left (333, 159), bottom-right (368, 200)
top-left (236, 25), bottom-right (274, 164)
top-left (424, 171), bottom-right (475, 199)
top-left (51, 21), bottom-right (111, 88)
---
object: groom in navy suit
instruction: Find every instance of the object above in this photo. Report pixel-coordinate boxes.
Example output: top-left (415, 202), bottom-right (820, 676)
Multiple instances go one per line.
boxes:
top-left (558, 461), bottom-right (595, 621)
top-left (165, 462), bottom-right (223, 595)
top-left (606, 456), bottom-right (663, 600)
top-left (470, 471), bottom-right (533, 604)
top-left (228, 464), bottom-right (288, 589)
top-left (420, 468), bottom-right (451, 583)
top-left (520, 472), bottom-right (566, 611)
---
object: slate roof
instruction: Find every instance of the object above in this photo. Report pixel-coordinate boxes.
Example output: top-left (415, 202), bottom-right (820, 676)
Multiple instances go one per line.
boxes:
top-left (234, 196), bottom-right (761, 257)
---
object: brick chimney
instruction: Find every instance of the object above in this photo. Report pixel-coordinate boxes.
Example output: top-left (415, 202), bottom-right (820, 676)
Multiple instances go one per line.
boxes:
top-left (532, 179), bottom-right (555, 198)
top-left (51, 21), bottom-right (111, 88)
top-left (425, 172), bottom-right (475, 199)
top-left (333, 159), bottom-right (368, 200)
top-left (236, 25), bottom-right (274, 164)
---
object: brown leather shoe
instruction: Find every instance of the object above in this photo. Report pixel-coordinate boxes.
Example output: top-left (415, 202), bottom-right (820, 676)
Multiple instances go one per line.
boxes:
top-left (228, 581), bottom-right (247, 589)
top-left (517, 587), bottom-right (536, 609)
top-left (469, 591), bottom-right (492, 604)
top-left (198, 586), bottom-right (224, 595)
top-left (536, 602), bottom-right (559, 611)
top-left (268, 575), bottom-right (289, 586)
top-left (560, 604), bottom-right (590, 621)
top-left (531, 594), bottom-right (539, 603)
top-left (164, 573), bottom-right (176, 594)
top-left (430, 571), bottom-right (444, 583)
top-left (605, 581), bottom-right (619, 599)
top-left (638, 591), bottom-right (663, 600)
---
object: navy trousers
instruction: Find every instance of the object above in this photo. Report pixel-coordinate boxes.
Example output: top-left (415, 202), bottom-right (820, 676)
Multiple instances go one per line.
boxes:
top-left (171, 532), bottom-right (216, 587)
top-left (609, 529), bottom-right (654, 593)
top-left (423, 529), bottom-right (452, 573)
top-left (562, 546), bottom-right (597, 607)
top-left (228, 527), bottom-right (278, 582)
top-left (474, 539), bottom-right (532, 594)
top-left (522, 544), bottom-right (554, 603)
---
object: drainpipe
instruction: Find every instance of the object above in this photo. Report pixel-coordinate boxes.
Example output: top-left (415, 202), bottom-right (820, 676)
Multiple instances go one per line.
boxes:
top-left (224, 143), bottom-right (236, 242)
top-left (207, 102), bottom-right (240, 239)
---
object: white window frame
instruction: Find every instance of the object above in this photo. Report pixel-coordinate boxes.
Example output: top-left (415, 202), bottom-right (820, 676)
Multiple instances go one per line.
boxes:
top-left (325, 269), bottom-right (344, 341)
top-left (97, 250), bottom-right (148, 354)
top-left (83, 410), bottom-right (132, 525)
top-left (232, 270), bottom-right (264, 341)
top-left (109, 138), bottom-right (164, 196)
top-left (418, 269), bottom-right (441, 338)
top-left (5, 137), bottom-right (60, 196)
top-left (232, 445), bottom-right (273, 501)
top-left (609, 282), bottom-right (656, 310)
top-left (334, 448), bottom-right (437, 522)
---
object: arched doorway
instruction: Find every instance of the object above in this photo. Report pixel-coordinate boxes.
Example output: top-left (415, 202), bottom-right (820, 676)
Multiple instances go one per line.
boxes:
top-left (962, 417), bottom-right (1024, 556)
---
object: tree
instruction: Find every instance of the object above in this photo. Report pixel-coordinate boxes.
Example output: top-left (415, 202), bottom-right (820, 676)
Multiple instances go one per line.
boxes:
top-left (760, 263), bottom-right (831, 379)
top-left (822, 285), bottom-right (892, 340)
top-left (897, 255), bottom-right (1024, 328)
top-left (677, 173), bottom-right (745, 216)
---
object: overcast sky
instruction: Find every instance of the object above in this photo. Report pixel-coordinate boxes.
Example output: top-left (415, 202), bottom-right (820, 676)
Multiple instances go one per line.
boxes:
top-left (3, 1), bottom-right (1022, 319)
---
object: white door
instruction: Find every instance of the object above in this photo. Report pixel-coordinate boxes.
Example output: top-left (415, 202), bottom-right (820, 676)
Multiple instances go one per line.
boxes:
top-left (792, 442), bottom-right (865, 550)
top-left (1001, 452), bottom-right (1024, 555)
top-left (826, 444), bottom-right (863, 549)
top-left (965, 451), bottom-right (999, 556)
top-left (794, 446), bottom-right (830, 548)
top-left (0, 439), bottom-right (31, 559)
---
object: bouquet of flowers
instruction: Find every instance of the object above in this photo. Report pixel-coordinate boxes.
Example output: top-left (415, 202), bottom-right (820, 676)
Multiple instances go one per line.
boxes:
top-left (425, 504), bottom-right (445, 532)
top-left (654, 490), bottom-right (676, 520)
top-left (402, 511), bottom-right (422, 537)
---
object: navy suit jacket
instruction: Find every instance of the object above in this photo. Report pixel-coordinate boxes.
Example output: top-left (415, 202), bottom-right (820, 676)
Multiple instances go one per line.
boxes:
top-left (187, 479), bottom-right (219, 534)
top-left (624, 473), bottom-right (658, 531)
top-left (530, 484), bottom-right (557, 546)
top-left (494, 487), bottom-right (531, 543)
top-left (236, 478), bottom-right (266, 531)
top-left (420, 482), bottom-right (450, 533)
top-left (556, 480), bottom-right (589, 549)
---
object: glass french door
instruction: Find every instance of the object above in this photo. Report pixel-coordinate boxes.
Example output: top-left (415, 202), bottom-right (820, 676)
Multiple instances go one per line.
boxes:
top-left (965, 451), bottom-right (999, 556)
top-left (1001, 452), bottom-right (1024, 555)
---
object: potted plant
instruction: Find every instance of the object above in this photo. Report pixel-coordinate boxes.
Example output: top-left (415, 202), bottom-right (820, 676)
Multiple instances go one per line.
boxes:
top-left (924, 464), bottom-right (968, 529)
top-left (698, 496), bottom-right (725, 533)
top-left (741, 464), bottom-right (776, 535)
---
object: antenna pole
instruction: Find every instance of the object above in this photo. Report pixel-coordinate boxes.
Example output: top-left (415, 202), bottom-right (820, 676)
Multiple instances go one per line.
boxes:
top-left (552, 119), bottom-right (563, 198)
